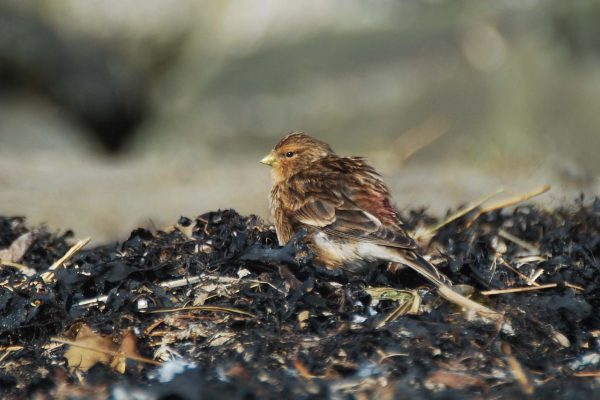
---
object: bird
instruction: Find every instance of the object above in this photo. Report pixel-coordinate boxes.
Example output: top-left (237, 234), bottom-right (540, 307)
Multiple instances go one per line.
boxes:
top-left (260, 132), bottom-right (500, 318)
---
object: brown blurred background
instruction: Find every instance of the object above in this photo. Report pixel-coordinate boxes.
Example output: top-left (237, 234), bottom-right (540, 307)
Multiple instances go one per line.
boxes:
top-left (1, 0), bottom-right (599, 243)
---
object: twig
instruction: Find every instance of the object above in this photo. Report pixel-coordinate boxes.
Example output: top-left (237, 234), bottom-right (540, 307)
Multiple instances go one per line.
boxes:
top-left (75, 273), bottom-right (278, 308)
top-left (529, 269), bottom-right (545, 285)
top-left (382, 291), bottom-right (421, 322)
top-left (379, 351), bottom-right (409, 361)
top-left (481, 283), bottom-right (557, 296)
top-left (51, 337), bottom-right (161, 366)
top-left (294, 359), bottom-right (318, 379)
top-left (0, 345), bottom-right (24, 351)
top-left (41, 238), bottom-right (91, 283)
top-left (574, 370), bottom-right (600, 377)
top-left (497, 229), bottom-right (539, 254)
top-left (0, 345), bottom-right (26, 363)
top-left (394, 116), bottom-right (449, 162)
top-left (49, 238), bottom-right (91, 271)
top-left (159, 276), bottom-right (202, 289)
top-left (498, 256), bottom-right (539, 286)
top-left (436, 285), bottom-right (503, 321)
top-left (419, 189), bottom-right (505, 237)
top-left (145, 305), bottom-right (256, 318)
top-left (465, 184), bottom-right (550, 227)
top-left (503, 343), bottom-right (534, 394)
top-left (513, 255), bottom-right (546, 265)
top-left (76, 275), bottom-right (220, 307)
top-left (565, 282), bottom-right (585, 291)
top-left (482, 184), bottom-right (550, 212)
top-left (77, 295), bottom-right (109, 307)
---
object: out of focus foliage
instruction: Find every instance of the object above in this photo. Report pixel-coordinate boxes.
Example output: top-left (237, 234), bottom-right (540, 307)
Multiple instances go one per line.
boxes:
top-left (0, 0), bottom-right (599, 170)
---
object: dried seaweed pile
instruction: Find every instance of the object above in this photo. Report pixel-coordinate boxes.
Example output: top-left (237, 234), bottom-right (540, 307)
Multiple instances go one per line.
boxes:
top-left (1, 199), bottom-right (600, 399)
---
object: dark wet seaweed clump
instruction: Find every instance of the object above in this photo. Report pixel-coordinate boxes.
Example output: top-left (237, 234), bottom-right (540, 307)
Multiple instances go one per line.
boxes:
top-left (0, 199), bottom-right (599, 399)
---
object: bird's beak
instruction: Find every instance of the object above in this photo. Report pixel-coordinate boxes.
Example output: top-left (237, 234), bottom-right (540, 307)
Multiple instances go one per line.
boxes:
top-left (260, 151), bottom-right (276, 166)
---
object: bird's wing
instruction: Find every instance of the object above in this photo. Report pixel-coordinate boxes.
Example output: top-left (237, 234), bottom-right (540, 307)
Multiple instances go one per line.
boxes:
top-left (287, 159), bottom-right (417, 250)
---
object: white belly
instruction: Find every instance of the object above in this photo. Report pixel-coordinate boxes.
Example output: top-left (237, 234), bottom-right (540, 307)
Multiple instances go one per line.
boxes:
top-left (311, 231), bottom-right (383, 273)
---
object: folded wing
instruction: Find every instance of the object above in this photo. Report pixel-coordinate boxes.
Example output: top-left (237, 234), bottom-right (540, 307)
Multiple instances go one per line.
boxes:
top-left (286, 157), bottom-right (417, 250)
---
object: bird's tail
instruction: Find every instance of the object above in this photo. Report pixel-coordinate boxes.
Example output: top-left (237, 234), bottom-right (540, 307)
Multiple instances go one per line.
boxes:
top-left (388, 250), bottom-right (501, 319)
top-left (388, 251), bottom-right (452, 288)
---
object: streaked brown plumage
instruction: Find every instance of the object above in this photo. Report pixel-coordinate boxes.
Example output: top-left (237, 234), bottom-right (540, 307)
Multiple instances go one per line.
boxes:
top-left (261, 132), bottom-right (501, 319)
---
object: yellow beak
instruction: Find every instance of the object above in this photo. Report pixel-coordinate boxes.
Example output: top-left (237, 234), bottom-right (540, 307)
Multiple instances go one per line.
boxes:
top-left (260, 151), bottom-right (276, 166)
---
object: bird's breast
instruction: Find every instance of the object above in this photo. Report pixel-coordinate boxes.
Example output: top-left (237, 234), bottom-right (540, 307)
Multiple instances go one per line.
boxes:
top-left (269, 186), bottom-right (294, 245)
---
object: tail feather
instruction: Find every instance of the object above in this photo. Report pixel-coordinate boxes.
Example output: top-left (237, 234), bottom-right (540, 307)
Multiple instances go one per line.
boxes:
top-left (388, 250), bottom-right (501, 319)
top-left (388, 251), bottom-right (452, 287)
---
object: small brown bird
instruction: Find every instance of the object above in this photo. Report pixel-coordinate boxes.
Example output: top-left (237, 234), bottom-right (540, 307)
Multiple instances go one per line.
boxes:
top-left (261, 132), bottom-right (500, 318)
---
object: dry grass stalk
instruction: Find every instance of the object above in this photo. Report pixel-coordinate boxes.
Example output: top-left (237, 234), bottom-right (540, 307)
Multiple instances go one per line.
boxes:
top-left (394, 115), bottom-right (450, 162)
top-left (436, 285), bottom-right (502, 321)
top-left (506, 354), bottom-right (534, 393)
top-left (465, 184), bottom-right (551, 227)
top-left (574, 370), bottom-right (600, 377)
top-left (382, 290), bottom-right (421, 322)
top-left (294, 359), bottom-right (318, 379)
top-left (564, 282), bottom-right (585, 291)
top-left (497, 229), bottom-right (539, 254)
top-left (498, 256), bottom-right (540, 286)
top-left (529, 269), bottom-right (545, 285)
top-left (146, 305), bottom-right (256, 318)
top-left (76, 273), bottom-right (258, 308)
top-left (481, 283), bottom-right (557, 296)
top-left (41, 237), bottom-right (91, 283)
top-left (419, 189), bottom-right (505, 238)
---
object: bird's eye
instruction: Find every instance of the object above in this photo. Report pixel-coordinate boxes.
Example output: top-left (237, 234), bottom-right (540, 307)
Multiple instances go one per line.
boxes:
top-left (285, 151), bottom-right (294, 158)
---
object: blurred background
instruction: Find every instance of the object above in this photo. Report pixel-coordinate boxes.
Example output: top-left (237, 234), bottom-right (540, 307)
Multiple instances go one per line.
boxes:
top-left (1, 0), bottom-right (599, 243)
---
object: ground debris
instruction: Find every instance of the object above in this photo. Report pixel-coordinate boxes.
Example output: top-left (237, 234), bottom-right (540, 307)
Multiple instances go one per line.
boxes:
top-left (1, 199), bottom-right (599, 399)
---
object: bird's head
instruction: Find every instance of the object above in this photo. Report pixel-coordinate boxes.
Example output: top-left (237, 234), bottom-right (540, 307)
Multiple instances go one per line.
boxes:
top-left (260, 132), bottom-right (334, 182)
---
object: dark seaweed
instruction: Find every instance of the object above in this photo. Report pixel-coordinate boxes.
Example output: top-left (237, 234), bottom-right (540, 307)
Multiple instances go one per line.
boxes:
top-left (1, 200), bottom-right (599, 399)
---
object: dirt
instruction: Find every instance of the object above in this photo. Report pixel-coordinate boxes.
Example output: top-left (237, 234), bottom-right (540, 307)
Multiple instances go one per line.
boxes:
top-left (1, 198), bottom-right (599, 399)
